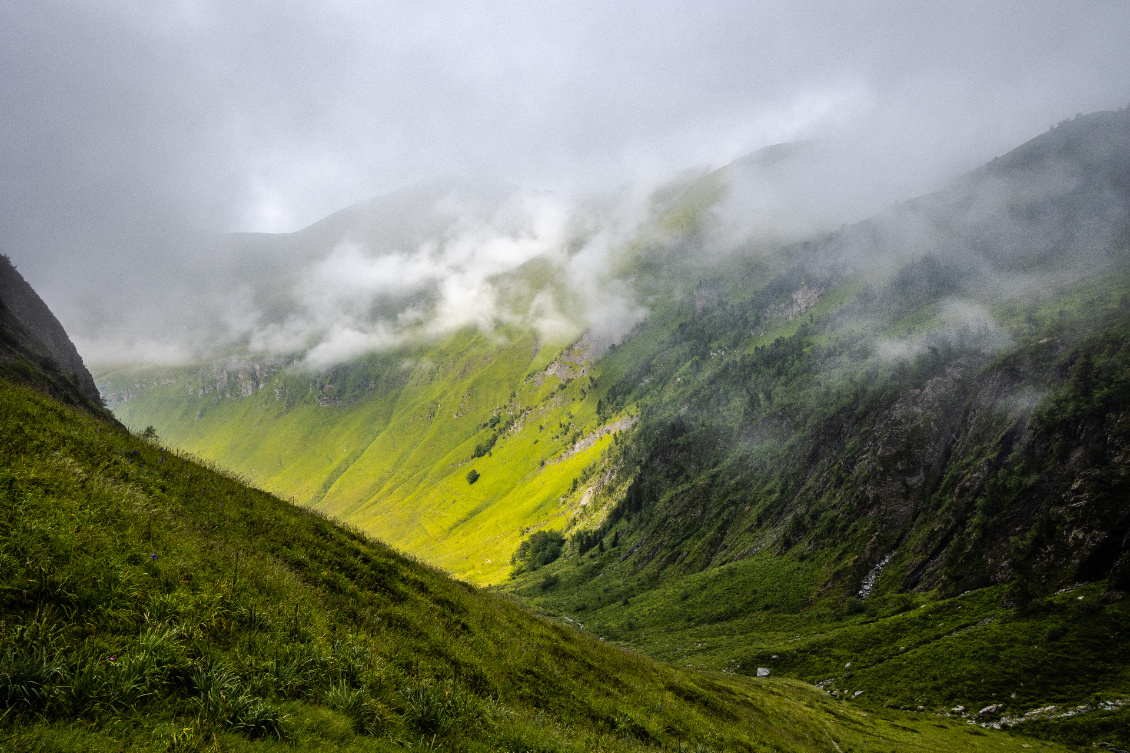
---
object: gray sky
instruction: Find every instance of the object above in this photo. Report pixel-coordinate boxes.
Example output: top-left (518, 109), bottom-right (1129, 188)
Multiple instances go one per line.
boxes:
top-left (3, 1), bottom-right (1129, 362)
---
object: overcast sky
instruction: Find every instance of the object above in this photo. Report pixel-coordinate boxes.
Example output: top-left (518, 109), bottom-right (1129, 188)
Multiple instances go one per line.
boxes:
top-left (2, 1), bottom-right (1129, 357)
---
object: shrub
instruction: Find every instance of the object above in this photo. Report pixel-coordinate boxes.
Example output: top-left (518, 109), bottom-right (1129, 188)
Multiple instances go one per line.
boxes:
top-left (511, 530), bottom-right (565, 575)
top-left (472, 434), bottom-right (497, 459)
top-left (466, 469), bottom-right (480, 485)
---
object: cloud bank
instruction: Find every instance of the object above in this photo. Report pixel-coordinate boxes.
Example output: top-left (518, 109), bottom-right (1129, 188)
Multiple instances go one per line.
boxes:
top-left (3, 1), bottom-right (1129, 366)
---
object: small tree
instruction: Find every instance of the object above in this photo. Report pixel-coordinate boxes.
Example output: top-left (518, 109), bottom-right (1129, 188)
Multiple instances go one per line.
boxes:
top-left (511, 530), bottom-right (566, 575)
top-left (466, 469), bottom-right (480, 485)
top-left (140, 426), bottom-right (158, 442)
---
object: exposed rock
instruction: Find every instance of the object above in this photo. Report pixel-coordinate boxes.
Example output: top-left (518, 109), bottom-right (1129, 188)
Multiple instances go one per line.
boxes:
top-left (977, 704), bottom-right (1001, 717)
top-left (0, 254), bottom-right (103, 409)
top-left (857, 552), bottom-right (894, 598)
top-left (557, 415), bottom-right (638, 463)
top-left (756, 667), bottom-right (770, 677)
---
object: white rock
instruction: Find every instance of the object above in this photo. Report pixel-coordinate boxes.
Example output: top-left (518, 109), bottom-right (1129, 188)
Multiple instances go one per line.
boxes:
top-left (756, 667), bottom-right (770, 677)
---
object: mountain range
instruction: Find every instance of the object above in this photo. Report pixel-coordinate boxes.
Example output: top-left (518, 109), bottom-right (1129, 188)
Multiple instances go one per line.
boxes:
top-left (3, 109), bottom-right (1129, 750)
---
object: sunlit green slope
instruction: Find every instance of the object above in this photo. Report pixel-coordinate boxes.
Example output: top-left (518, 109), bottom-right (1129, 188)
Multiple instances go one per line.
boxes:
top-left (98, 326), bottom-right (631, 584)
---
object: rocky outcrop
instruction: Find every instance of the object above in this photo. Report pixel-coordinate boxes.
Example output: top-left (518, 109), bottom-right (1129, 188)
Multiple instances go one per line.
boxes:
top-left (0, 255), bottom-right (103, 409)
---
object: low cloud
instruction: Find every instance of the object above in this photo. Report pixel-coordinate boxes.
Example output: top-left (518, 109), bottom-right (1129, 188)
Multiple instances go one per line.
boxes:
top-left (74, 106), bottom-right (1127, 372)
top-left (875, 299), bottom-right (1012, 363)
top-left (160, 184), bottom-right (656, 369)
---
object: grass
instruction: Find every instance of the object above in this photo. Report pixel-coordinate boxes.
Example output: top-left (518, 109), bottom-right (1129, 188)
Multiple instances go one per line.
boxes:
top-left (507, 541), bottom-right (1130, 746)
top-left (4, 374), bottom-right (1069, 751)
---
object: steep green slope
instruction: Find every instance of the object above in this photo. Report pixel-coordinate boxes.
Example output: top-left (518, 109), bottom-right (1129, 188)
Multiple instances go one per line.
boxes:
top-left (1, 376), bottom-right (1056, 752)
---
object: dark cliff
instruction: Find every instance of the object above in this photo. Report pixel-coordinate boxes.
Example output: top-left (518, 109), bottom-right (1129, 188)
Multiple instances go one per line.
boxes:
top-left (0, 254), bottom-right (104, 410)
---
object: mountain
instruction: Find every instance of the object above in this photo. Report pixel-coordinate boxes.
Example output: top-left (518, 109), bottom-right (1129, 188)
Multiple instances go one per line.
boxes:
top-left (0, 274), bottom-right (1047, 751)
top-left (499, 111), bottom-right (1130, 743)
top-left (92, 140), bottom-right (855, 584)
top-left (95, 110), bottom-right (1130, 747)
top-left (0, 254), bottom-right (103, 411)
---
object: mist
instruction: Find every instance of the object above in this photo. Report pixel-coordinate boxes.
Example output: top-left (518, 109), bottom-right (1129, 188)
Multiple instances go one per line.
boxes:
top-left (3, 2), bottom-right (1129, 368)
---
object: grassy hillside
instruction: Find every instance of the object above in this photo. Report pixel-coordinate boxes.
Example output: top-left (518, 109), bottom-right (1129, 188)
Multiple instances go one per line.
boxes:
top-left (0, 376), bottom-right (1064, 752)
top-left (97, 326), bottom-right (626, 585)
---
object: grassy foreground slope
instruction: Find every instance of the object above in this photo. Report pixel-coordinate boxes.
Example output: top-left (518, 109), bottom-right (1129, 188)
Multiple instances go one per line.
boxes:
top-left (3, 376), bottom-right (1056, 753)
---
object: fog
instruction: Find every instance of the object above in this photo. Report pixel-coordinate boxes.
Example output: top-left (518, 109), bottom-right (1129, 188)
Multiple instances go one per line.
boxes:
top-left (2, 1), bottom-right (1129, 367)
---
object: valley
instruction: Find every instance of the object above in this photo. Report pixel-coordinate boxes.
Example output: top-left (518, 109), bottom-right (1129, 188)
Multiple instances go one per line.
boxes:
top-left (8, 109), bottom-right (1126, 750)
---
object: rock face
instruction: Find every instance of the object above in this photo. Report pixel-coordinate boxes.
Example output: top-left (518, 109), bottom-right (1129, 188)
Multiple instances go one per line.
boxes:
top-left (0, 255), bottom-right (102, 408)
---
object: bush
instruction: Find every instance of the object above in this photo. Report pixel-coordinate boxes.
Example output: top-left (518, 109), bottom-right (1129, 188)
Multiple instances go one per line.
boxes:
top-left (511, 530), bottom-right (565, 575)
top-left (466, 469), bottom-right (480, 485)
top-left (472, 433), bottom-right (498, 459)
